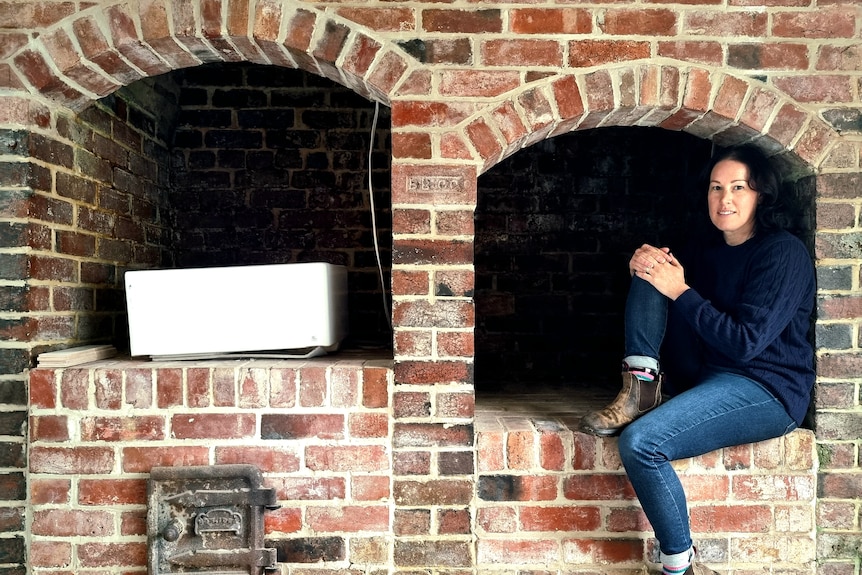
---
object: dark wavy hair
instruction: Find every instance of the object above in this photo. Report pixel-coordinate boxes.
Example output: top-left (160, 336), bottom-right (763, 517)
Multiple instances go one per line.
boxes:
top-left (700, 144), bottom-right (791, 232)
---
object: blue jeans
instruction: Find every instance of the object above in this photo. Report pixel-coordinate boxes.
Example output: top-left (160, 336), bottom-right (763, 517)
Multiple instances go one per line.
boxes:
top-left (618, 277), bottom-right (796, 555)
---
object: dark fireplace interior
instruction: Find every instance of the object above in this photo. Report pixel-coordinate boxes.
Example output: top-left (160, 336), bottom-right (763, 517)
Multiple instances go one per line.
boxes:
top-left (474, 129), bottom-right (815, 397)
top-left (96, 62), bottom-right (394, 352)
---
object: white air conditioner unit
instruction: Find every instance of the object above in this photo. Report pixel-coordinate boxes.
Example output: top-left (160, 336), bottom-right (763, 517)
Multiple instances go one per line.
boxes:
top-left (124, 262), bottom-right (348, 359)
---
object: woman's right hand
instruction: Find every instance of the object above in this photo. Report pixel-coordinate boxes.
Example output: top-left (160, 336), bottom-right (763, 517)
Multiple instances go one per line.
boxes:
top-left (629, 244), bottom-right (673, 277)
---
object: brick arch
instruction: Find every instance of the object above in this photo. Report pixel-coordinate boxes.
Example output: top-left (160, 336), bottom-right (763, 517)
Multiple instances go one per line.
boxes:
top-left (439, 63), bottom-right (837, 175)
top-left (8, 0), bottom-right (420, 113)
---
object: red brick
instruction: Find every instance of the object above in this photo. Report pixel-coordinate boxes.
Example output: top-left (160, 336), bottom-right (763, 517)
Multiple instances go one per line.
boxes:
top-left (156, 368), bottom-right (183, 408)
top-left (211, 367), bottom-right (237, 407)
top-left (438, 508), bottom-right (471, 534)
top-left (569, 40), bottom-right (650, 68)
top-left (482, 39), bottom-right (562, 67)
top-left (81, 416), bottom-right (164, 442)
top-left (728, 43), bottom-right (809, 70)
top-left (732, 474), bottom-right (815, 501)
top-left (601, 9), bottom-right (677, 36)
top-left (520, 506), bottom-right (601, 532)
top-left (352, 475), bottom-right (390, 501)
top-left (29, 540), bottom-right (71, 568)
top-left (30, 446), bottom-right (114, 474)
top-left (539, 431), bottom-right (565, 471)
top-left (261, 413), bottom-right (344, 440)
top-left (392, 299), bottom-right (475, 327)
top-left (269, 476), bottom-right (346, 500)
top-left (362, 366), bottom-right (390, 408)
top-left (394, 422), bottom-right (473, 448)
top-left (306, 445), bottom-right (389, 472)
top-left (392, 131), bottom-right (432, 160)
top-left (124, 368), bottom-right (153, 408)
top-left (78, 478), bottom-right (146, 505)
top-left (394, 479), bottom-right (473, 505)
top-left (395, 508), bottom-right (431, 535)
top-left (93, 369), bottom-right (123, 409)
top-left (683, 10), bottom-right (767, 36)
top-left (121, 509), bottom-right (147, 536)
top-left (343, 34), bottom-right (383, 77)
top-left (606, 506), bottom-right (650, 532)
top-left (563, 474), bottom-right (636, 500)
top-left (349, 412), bottom-right (389, 438)
top-left (690, 504), bottom-right (772, 532)
top-left (392, 391), bottom-right (431, 418)
top-left (32, 509), bottom-right (113, 537)
top-left (436, 210), bottom-right (475, 237)
top-left (466, 117), bottom-right (503, 164)
top-left (506, 430), bottom-right (535, 470)
top-left (490, 101), bottom-right (529, 147)
top-left (298, 366), bottom-right (327, 407)
top-left (330, 366), bottom-right (361, 408)
top-left (78, 542), bottom-right (146, 567)
top-left (393, 326), bottom-right (429, 355)
top-left (436, 391), bottom-right (474, 418)
top-left (394, 360), bottom-right (473, 387)
top-left (59, 368), bottom-right (88, 409)
top-left (767, 102), bottom-right (807, 147)
top-left (307, 505), bottom-right (390, 532)
top-left (171, 413), bottom-right (255, 439)
top-left (269, 367), bottom-right (298, 408)
top-left (30, 415), bottom-right (68, 442)
top-left (367, 50), bottom-right (410, 94)
top-left (29, 369), bottom-right (57, 409)
top-left (658, 41), bottom-right (722, 66)
top-left (215, 445), bottom-right (300, 472)
top-left (773, 75), bottom-right (853, 104)
top-left (437, 331), bottom-right (475, 357)
top-left (392, 239), bottom-right (473, 268)
top-left (477, 506), bottom-right (517, 533)
top-left (477, 539), bottom-right (559, 565)
top-left (723, 444), bottom-right (752, 470)
top-left (186, 367), bottom-right (211, 407)
top-left (422, 9), bottom-right (502, 33)
top-left (392, 211), bottom-right (432, 237)
top-left (121, 446), bottom-right (209, 473)
top-left (772, 9), bottom-right (856, 38)
top-left (264, 506), bottom-right (302, 533)
top-left (30, 478), bottom-right (70, 505)
top-left (394, 450), bottom-right (431, 475)
top-left (679, 475), bottom-right (730, 500)
top-left (511, 8), bottom-right (591, 34)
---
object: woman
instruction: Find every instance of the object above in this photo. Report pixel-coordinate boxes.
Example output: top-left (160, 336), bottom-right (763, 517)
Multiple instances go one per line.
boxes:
top-left (580, 145), bottom-right (815, 575)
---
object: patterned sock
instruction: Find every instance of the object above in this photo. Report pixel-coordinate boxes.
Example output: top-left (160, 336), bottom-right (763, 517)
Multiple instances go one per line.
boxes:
top-left (627, 366), bottom-right (658, 381)
top-left (661, 547), bottom-right (694, 575)
top-left (622, 355), bottom-right (659, 381)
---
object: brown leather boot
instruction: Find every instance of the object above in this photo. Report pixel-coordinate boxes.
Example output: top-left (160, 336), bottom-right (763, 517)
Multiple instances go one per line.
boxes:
top-left (579, 371), bottom-right (663, 436)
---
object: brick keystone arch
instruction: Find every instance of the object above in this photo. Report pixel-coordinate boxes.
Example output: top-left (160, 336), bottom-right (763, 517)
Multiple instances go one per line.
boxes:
top-left (417, 63), bottom-right (838, 177)
top-left (6, 0), bottom-right (421, 114)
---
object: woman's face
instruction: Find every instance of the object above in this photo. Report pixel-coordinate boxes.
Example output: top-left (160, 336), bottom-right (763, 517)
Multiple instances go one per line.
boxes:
top-left (707, 159), bottom-right (760, 246)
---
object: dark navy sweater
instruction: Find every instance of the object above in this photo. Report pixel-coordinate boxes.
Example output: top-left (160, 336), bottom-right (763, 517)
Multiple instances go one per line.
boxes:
top-left (667, 230), bottom-right (815, 425)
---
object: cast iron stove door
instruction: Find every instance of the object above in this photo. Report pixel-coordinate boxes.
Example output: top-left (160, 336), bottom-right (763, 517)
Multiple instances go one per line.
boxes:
top-left (147, 465), bottom-right (278, 575)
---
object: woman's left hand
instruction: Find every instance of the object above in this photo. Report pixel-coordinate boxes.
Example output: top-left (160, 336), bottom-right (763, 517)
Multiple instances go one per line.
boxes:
top-left (635, 254), bottom-right (690, 301)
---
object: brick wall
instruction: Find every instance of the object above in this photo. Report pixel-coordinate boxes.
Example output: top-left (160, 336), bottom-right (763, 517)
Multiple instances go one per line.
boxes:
top-left (28, 357), bottom-right (394, 572)
top-left (2, 0), bottom-right (862, 574)
top-left (169, 63), bottom-right (393, 345)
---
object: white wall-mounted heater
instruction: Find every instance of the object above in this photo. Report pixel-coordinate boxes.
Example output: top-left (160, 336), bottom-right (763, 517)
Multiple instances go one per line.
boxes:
top-left (124, 262), bottom-right (348, 360)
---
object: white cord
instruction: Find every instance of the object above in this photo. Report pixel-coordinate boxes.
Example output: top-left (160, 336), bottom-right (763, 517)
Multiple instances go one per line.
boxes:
top-left (367, 101), bottom-right (391, 330)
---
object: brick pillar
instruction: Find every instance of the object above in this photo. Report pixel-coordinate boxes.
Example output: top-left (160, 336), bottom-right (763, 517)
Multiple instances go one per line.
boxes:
top-left (0, 126), bottom-right (32, 575)
top-left (390, 160), bottom-right (478, 572)
top-left (811, 168), bottom-right (862, 575)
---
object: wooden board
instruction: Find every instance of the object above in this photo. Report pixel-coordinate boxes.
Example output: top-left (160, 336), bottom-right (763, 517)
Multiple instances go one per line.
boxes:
top-left (37, 345), bottom-right (118, 368)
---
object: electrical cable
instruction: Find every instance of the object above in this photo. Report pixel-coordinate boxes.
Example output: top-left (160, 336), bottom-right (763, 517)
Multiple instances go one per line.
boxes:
top-left (367, 100), bottom-right (392, 330)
